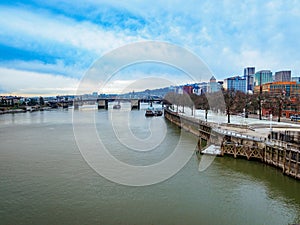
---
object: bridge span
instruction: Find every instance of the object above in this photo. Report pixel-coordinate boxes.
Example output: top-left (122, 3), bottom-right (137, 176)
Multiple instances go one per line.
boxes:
top-left (73, 98), bottom-right (165, 110)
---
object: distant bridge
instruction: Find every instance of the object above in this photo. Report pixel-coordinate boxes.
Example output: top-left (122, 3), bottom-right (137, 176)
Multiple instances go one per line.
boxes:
top-left (73, 98), bottom-right (166, 110)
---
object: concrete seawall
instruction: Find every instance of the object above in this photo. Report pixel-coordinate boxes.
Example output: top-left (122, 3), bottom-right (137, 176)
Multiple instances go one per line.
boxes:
top-left (164, 108), bottom-right (300, 180)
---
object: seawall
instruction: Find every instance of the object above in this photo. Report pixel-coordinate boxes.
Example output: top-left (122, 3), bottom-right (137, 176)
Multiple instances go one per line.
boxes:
top-left (164, 108), bottom-right (300, 180)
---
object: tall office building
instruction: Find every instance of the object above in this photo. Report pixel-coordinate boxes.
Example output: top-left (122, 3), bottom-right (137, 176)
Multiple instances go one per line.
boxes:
top-left (254, 70), bottom-right (273, 86)
top-left (275, 70), bottom-right (291, 82)
top-left (244, 67), bottom-right (255, 92)
top-left (224, 76), bottom-right (247, 93)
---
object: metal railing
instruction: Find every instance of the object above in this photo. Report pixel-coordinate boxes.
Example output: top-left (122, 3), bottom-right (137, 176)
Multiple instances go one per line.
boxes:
top-left (212, 127), bottom-right (265, 142)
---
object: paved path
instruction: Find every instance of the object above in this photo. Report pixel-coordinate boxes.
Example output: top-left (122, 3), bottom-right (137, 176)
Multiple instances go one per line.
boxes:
top-left (174, 106), bottom-right (300, 139)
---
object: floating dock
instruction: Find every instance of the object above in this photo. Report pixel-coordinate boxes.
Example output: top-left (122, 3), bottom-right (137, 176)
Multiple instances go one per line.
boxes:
top-left (201, 145), bottom-right (221, 155)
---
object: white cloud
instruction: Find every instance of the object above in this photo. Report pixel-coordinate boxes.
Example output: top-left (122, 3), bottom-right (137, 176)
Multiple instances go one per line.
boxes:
top-left (0, 67), bottom-right (79, 96)
top-left (0, 60), bottom-right (85, 78)
top-left (1, 0), bottom-right (300, 94)
top-left (0, 6), bottom-right (143, 55)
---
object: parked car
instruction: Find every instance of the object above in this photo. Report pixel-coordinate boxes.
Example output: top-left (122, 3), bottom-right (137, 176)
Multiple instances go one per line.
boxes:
top-left (291, 115), bottom-right (300, 122)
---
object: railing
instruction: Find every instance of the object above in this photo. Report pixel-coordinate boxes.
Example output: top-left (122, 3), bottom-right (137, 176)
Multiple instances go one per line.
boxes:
top-left (166, 107), bottom-right (300, 153)
top-left (212, 127), bottom-right (266, 142)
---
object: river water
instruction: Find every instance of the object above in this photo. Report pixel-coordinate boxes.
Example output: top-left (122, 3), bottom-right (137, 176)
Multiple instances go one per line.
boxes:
top-left (0, 104), bottom-right (299, 225)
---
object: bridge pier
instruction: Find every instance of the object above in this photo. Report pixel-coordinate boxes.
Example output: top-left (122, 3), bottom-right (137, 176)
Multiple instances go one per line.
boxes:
top-left (131, 99), bottom-right (140, 110)
top-left (97, 99), bottom-right (108, 110)
top-left (74, 103), bottom-right (79, 110)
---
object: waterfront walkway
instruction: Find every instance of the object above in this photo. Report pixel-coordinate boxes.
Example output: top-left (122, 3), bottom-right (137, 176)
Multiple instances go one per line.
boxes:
top-left (165, 108), bottom-right (300, 179)
top-left (175, 107), bottom-right (300, 140)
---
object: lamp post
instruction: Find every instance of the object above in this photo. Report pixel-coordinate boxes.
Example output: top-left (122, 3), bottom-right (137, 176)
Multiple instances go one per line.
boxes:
top-left (270, 113), bottom-right (273, 132)
top-left (259, 74), bottom-right (262, 120)
top-left (243, 108), bottom-right (246, 125)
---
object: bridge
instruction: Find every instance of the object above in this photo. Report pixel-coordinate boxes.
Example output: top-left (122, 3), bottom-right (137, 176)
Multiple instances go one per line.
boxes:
top-left (73, 98), bottom-right (165, 110)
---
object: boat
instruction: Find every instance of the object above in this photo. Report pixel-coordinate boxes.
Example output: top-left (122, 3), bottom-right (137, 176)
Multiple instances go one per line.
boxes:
top-left (145, 109), bottom-right (155, 116)
top-left (113, 104), bottom-right (121, 109)
top-left (154, 110), bottom-right (163, 116)
top-left (145, 106), bottom-right (163, 117)
top-left (145, 102), bottom-right (163, 117)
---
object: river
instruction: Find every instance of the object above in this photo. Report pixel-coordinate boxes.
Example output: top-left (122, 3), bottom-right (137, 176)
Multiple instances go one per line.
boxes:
top-left (0, 104), bottom-right (299, 225)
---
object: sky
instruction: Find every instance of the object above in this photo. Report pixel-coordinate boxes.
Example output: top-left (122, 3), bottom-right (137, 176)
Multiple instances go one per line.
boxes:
top-left (1, 0), bottom-right (300, 96)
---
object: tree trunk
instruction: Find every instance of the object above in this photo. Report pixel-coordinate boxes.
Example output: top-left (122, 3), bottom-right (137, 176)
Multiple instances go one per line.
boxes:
top-left (227, 108), bottom-right (230, 123)
top-left (259, 100), bottom-right (262, 120)
top-left (278, 102), bottom-right (282, 122)
top-left (245, 105), bottom-right (248, 118)
top-left (205, 109), bottom-right (208, 122)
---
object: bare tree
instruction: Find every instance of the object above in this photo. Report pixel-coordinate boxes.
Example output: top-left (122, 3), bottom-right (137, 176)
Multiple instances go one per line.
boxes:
top-left (223, 89), bottom-right (235, 123)
top-left (292, 96), bottom-right (300, 115)
top-left (179, 93), bottom-right (193, 114)
top-left (232, 91), bottom-right (247, 114)
top-left (191, 93), bottom-right (210, 121)
top-left (164, 92), bottom-right (178, 112)
top-left (262, 92), bottom-right (290, 122)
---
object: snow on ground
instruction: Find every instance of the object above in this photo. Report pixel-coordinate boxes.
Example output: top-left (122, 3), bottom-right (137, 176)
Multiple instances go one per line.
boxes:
top-left (174, 106), bottom-right (300, 128)
top-left (168, 106), bottom-right (300, 139)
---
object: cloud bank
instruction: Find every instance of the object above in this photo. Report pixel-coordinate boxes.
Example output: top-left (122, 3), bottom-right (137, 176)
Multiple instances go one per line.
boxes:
top-left (1, 0), bottom-right (300, 95)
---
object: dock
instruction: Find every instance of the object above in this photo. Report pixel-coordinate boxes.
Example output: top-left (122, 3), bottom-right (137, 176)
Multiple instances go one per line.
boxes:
top-left (200, 145), bottom-right (221, 155)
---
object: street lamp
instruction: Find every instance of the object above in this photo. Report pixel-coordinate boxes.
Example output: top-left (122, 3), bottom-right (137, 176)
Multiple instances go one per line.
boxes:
top-left (270, 113), bottom-right (273, 132)
top-left (243, 108), bottom-right (246, 125)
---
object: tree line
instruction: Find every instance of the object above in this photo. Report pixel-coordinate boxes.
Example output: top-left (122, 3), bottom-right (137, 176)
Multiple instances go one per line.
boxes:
top-left (164, 89), bottom-right (300, 123)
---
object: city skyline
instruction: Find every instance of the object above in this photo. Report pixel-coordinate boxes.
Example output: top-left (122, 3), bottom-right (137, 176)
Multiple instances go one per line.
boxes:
top-left (0, 64), bottom-right (299, 97)
top-left (1, 0), bottom-right (300, 96)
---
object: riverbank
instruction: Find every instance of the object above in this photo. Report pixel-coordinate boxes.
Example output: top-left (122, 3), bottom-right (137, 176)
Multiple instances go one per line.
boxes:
top-left (0, 109), bottom-right (26, 114)
top-left (0, 106), bottom-right (54, 114)
top-left (164, 108), bottom-right (300, 180)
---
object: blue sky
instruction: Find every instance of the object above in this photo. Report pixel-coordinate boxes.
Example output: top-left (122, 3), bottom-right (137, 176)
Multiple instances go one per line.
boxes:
top-left (1, 0), bottom-right (300, 95)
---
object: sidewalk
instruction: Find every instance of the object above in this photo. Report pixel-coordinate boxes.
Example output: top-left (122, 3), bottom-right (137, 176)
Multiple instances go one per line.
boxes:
top-left (174, 106), bottom-right (300, 139)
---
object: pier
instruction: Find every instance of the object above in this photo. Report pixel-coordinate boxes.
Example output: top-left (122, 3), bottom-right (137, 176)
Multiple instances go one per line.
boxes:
top-left (164, 108), bottom-right (300, 180)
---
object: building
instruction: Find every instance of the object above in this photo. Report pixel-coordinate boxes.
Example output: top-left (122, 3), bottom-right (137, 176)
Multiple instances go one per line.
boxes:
top-left (291, 77), bottom-right (300, 83)
top-left (182, 85), bottom-right (193, 95)
top-left (254, 70), bottom-right (273, 86)
top-left (254, 81), bottom-right (300, 118)
top-left (0, 96), bottom-right (21, 107)
top-left (254, 81), bottom-right (300, 97)
top-left (275, 71), bottom-right (291, 82)
top-left (92, 92), bottom-right (98, 98)
top-left (176, 86), bottom-right (183, 94)
top-left (207, 76), bottom-right (221, 93)
top-left (244, 67), bottom-right (255, 92)
top-left (197, 82), bottom-right (208, 94)
top-left (218, 81), bottom-right (224, 87)
top-left (223, 76), bottom-right (247, 93)
top-left (190, 83), bottom-right (200, 95)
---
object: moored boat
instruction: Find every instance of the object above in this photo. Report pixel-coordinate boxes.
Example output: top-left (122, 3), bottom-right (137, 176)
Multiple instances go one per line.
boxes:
top-left (154, 110), bottom-right (163, 116)
top-left (113, 104), bottom-right (121, 109)
top-left (145, 109), bottom-right (155, 116)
